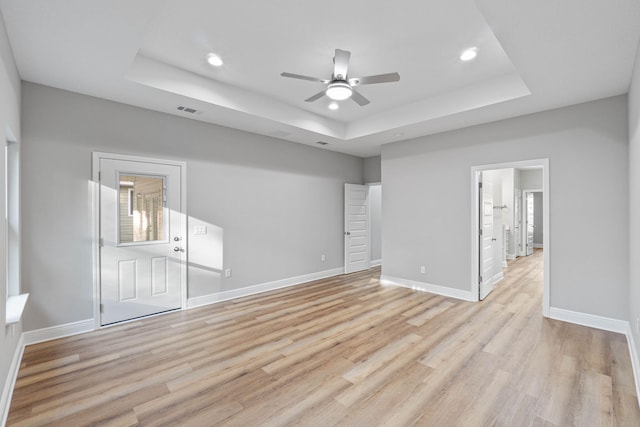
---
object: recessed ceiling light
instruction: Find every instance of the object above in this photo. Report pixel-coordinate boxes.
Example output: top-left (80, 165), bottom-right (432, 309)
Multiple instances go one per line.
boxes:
top-left (328, 102), bottom-right (339, 110)
top-left (206, 53), bottom-right (223, 67)
top-left (460, 47), bottom-right (478, 61)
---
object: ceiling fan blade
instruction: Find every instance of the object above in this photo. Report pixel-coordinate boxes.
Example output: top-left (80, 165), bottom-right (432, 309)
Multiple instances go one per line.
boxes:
top-left (305, 90), bottom-right (326, 102)
top-left (349, 72), bottom-right (400, 86)
top-left (281, 72), bottom-right (329, 83)
top-left (350, 89), bottom-right (370, 106)
top-left (333, 49), bottom-right (351, 80)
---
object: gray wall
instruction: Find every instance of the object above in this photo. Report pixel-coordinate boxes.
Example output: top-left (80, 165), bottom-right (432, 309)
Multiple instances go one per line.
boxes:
top-left (363, 155), bottom-right (381, 183)
top-left (533, 192), bottom-right (543, 246)
top-left (20, 82), bottom-right (363, 331)
top-left (382, 96), bottom-right (629, 319)
top-left (629, 37), bottom-right (640, 375)
top-left (0, 9), bottom-right (22, 419)
top-left (369, 184), bottom-right (382, 262)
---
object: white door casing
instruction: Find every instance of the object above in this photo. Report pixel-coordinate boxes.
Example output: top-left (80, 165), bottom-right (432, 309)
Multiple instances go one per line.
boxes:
top-left (514, 188), bottom-right (521, 258)
top-left (479, 175), bottom-right (495, 300)
top-left (525, 192), bottom-right (535, 256)
top-left (97, 155), bottom-right (186, 325)
top-left (471, 159), bottom-right (549, 318)
top-left (344, 183), bottom-right (370, 274)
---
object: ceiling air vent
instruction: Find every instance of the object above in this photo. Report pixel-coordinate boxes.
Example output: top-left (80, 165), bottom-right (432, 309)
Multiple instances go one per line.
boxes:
top-left (316, 141), bottom-right (329, 146)
top-left (177, 106), bottom-right (198, 114)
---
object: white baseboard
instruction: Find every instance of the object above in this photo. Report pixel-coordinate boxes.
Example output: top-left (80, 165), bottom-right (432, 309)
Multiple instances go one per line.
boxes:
top-left (186, 267), bottom-right (345, 309)
top-left (1, 333), bottom-right (24, 427)
top-left (625, 323), bottom-right (640, 408)
top-left (370, 259), bottom-right (382, 267)
top-left (549, 307), bottom-right (627, 334)
top-left (380, 275), bottom-right (476, 302)
top-left (23, 319), bottom-right (95, 346)
top-left (507, 254), bottom-right (516, 260)
top-left (533, 243), bottom-right (543, 248)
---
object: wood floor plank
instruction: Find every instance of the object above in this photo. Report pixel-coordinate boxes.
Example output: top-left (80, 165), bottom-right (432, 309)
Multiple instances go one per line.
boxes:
top-left (7, 250), bottom-right (639, 426)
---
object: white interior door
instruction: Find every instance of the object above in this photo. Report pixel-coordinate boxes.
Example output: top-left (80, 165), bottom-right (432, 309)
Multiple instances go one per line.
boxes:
top-left (344, 183), bottom-right (370, 274)
top-left (99, 157), bottom-right (185, 325)
top-left (479, 176), bottom-right (495, 300)
top-left (514, 189), bottom-right (521, 257)
top-left (525, 192), bottom-right (535, 256)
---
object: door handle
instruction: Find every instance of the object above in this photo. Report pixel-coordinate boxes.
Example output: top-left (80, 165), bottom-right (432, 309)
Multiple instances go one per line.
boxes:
top-left (344, 231), bottom-right (351, 236)
top-left (491, 238), bottom-right (497, 242)
top-left (173, 247), bottom-right (183, 252)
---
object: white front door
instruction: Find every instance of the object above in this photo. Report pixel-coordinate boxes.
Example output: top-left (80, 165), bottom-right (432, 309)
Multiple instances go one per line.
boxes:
top-left (98, 156), bottom-right (185, 325)
top-left (525, 192), bottom-right (535, 256)
top-left (479, 176), bottom-right (495, 300)
top-left (344, 183), bottom-right (370, 274)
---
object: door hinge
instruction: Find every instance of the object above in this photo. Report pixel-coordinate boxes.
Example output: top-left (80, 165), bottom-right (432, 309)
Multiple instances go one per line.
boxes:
top-left (99, 237), bottom-right (104, 247)
top-left (479, 275), bottom-right (483, 284)
top-left (479, 229), bottom-right (483, 236)
top-left (98, 171), bottom-right (101, 181)
top-left (479, 182), bottom-right (483, 189)
top-left (100, 304), bottom-right (104, 314)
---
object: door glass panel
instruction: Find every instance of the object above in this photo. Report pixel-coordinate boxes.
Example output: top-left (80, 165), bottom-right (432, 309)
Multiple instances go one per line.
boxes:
top-left (119, 174), bottom-right (165, 244)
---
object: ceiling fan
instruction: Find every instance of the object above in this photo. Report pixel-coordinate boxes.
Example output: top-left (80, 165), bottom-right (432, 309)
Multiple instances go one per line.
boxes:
top-left (281, 49), bottom-right (400, 106)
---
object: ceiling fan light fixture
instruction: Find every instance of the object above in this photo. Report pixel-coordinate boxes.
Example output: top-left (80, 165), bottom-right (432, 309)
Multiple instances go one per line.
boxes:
top-left (206, 53), bottom-right (223, 67)
top-left (326, 81), bottom-right (352, 100)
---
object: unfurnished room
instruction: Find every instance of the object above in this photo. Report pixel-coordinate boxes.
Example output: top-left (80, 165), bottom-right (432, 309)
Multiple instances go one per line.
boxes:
top-left (2, 0), bottom-right (640, 426)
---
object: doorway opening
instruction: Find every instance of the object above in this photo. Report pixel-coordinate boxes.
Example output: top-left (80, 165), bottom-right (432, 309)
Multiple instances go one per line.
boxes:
top-left (471, 159), bottom-right (550, 317)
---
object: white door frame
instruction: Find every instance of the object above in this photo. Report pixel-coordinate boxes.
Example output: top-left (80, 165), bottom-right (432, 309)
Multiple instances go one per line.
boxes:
top-left (367, 182), bottom-right (381, 268)
top-left (92, 152), bottom-right (188, 329)
top-left (471, 159), bottom-right (550, 317)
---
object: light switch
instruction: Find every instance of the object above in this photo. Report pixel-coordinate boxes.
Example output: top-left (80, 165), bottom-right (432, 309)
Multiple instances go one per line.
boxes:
top-left (193, 225), bottom-right (207, 235)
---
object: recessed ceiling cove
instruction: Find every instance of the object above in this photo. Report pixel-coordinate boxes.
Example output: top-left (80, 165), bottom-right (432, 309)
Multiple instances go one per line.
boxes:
top-left (126, 0), bottom-right (530, 141)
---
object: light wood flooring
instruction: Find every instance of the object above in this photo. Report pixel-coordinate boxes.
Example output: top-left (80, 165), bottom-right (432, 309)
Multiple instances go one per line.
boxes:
top-left (8, 249), bottom-right (640, 426)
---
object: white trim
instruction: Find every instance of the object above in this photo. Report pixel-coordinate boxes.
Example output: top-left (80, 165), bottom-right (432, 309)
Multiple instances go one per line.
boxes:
top-left (5, 293), bottom-right (28, 324)
top-left (533, 243), bottom-right (543, 248)
top-left (471, 158), bottom-right (550, 317)
top-left (186, 267), bottom-right (345, 309)
top-left (549, 307), bottom-right (627, 334)
top-left (625, 324), bottom-right (640, 408)
top-left (370, 259), bottom-right (382, 267)
top-left (1, 334), bottom-right (24, 427)
top-left (380, 275), bottom-right (476, 302)
top-left (23, 319), bottom-right (95, 346)
top-left (91, 152), bottom-right (188, 328)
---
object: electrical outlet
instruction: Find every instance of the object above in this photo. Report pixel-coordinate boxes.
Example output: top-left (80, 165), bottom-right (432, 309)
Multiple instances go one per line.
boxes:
top-left (321, 254), bottom-right (326, 262)
top-left (225, 268), bottom-right (232, 278)
top-left (420, 266), bottom-right (426, 274)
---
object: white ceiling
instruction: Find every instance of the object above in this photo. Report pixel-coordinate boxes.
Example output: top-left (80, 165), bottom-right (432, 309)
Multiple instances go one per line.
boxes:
top-left (1, 0), bottom-right (639, 157)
